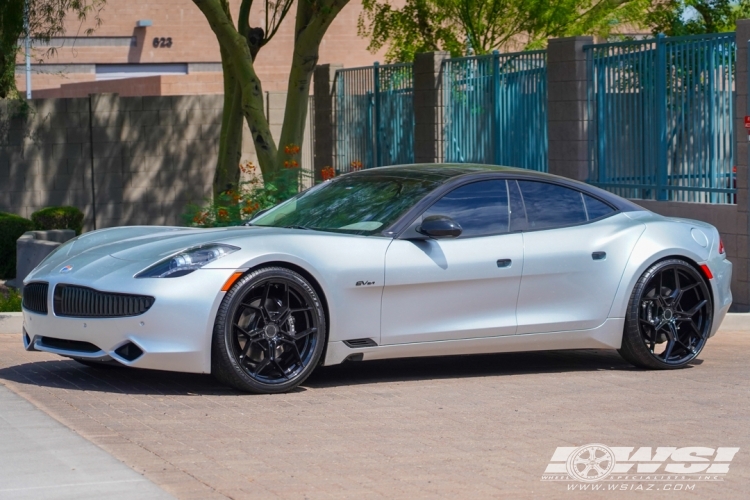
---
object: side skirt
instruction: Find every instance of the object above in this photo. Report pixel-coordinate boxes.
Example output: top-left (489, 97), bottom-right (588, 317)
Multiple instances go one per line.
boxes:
top-left (323, 318), bottom-right (624, 366)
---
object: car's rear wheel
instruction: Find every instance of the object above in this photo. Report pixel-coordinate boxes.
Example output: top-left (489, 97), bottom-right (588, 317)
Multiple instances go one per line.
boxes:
top-left (212, 267), bottom-right (326, 394)
top-left (619, 259), bottom-right (712, 369)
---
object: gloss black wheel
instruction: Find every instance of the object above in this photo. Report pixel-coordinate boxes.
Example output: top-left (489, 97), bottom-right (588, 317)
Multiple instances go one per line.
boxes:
top-left (619, 259), bottom-right (712, 369)
top-left (212, 267), bottom-right (326, 393)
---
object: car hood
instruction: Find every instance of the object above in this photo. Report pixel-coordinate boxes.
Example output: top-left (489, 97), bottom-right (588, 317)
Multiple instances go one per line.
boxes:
top-left (26, 225), bottom-right (283, 281)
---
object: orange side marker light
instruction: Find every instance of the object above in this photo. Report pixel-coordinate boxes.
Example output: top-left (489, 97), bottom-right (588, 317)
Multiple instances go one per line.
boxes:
top-left (700, 264), bottom-right (713, 280)
top-left (221, 272), bottom-right (244, 291)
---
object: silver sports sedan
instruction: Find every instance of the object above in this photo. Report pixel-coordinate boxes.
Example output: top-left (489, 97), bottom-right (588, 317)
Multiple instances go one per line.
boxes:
top-left (21, 164), bottom-right (732, 393)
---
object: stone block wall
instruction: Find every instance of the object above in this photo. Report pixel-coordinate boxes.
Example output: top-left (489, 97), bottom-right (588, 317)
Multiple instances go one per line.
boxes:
top-left (0, 94), bottom-right (226, 230)
top-left (1, 91), bottom-right (311, 230)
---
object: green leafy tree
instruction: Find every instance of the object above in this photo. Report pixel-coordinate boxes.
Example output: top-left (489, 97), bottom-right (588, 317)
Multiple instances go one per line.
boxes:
top-left (359, 0), bottom-right (653, 61)
top-left (0, 0), bottom-right (105, 99)
top-left (192, 0), bottom-right (350, 199)
top-left (647, 0), bottom-right (750, 35)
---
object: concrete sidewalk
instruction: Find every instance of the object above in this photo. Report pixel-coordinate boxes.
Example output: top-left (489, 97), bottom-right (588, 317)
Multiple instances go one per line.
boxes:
top-left (0, 383), bottom-right (172, 500)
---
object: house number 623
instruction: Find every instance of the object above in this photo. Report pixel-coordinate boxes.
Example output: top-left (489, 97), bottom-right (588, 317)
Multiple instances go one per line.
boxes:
top-left (152, 37), bottom-right (173, 48)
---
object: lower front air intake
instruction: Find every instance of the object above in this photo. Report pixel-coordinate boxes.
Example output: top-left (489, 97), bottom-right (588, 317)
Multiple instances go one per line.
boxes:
top-left (114, 342), bottom-right (144, 361)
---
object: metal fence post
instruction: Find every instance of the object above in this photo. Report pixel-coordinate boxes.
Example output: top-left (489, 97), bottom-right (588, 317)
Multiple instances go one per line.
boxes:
top-left (492, 50), bottom-right (501, 165)
top-left (656, 33), bottom-right (668, 201)
top-left (708, 40), bottom-right (716, 203)
top-left (373, 61), bottom-right (382, 168)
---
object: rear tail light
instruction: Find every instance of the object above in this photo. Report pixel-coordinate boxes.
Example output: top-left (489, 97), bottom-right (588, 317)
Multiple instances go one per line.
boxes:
top-left (718, 237), bottom-right (725, 255)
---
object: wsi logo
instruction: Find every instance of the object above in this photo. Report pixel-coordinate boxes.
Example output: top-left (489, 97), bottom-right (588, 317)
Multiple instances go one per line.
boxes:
top-left (542, 444), bottom-right (739, 483)
top-left (355, 281), bottom-right (375, 286)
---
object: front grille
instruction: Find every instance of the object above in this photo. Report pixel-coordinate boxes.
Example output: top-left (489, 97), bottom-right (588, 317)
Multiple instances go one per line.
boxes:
top-left (23, 282), bottom-right (49, 314)
top-left (54, 284), bottom-right (155, 318)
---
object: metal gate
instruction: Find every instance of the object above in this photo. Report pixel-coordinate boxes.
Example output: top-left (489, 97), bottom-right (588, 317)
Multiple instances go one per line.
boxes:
top-left (586, 33), bottom-right (736, 203)
top-left (442, 50), bottom-right (548, 171)
top-left (334, 63), bottom-right (414, 173)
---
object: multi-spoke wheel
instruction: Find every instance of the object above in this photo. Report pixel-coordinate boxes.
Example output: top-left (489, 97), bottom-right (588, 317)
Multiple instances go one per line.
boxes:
top-left (212, 267), bottom-right (326, 393)
top-left (619, 259), bottom-right (712, 369)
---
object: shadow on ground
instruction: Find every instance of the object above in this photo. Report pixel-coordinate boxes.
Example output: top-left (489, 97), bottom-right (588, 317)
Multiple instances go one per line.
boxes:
top-left (0, 348), bottom-right (660, 396)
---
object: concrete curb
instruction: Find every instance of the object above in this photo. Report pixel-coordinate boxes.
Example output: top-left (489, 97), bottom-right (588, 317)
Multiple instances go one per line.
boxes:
top-left (719, 312), bottom-right (750, 332)
top-left (0, 313), bottom-right (23, 335)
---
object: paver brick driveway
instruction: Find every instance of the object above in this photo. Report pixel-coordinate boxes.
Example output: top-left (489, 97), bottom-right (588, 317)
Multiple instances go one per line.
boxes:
top-left (0, 324), bottom-right (748, 499)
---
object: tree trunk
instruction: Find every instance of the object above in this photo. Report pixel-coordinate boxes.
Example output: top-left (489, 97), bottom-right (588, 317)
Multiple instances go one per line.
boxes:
top-left (194, 0), bottom-right (349, 194)
top-left (275, 56), bottom-right (313, 196)
top-left (275, 0), bottom-right (350, 195)
top-left (214, 47), bottom-right (244, 197)
top-left (0, 0), bottom-right (24, 99)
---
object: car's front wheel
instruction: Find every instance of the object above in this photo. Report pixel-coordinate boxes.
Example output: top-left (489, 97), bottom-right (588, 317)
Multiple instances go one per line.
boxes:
top-left (619, 258), bottom-right (712, 369)
top-left (212, 267), bottom-right (326, 393)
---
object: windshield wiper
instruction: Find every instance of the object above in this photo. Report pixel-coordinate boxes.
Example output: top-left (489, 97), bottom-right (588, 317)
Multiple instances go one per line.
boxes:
top-left (284, 225), bottom-right (313, 230)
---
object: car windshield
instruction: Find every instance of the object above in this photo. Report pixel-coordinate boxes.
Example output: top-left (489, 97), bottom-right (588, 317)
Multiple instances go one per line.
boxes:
top-left (251, 174), bottom-right (441, 235)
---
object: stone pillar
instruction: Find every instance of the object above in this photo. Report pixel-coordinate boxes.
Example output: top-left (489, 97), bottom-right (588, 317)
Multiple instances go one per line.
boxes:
top-left (313, 64), bottom-right (342, 181)
top-left (734, 20), bottom-right (750, 309)
top-left (413, 51), bottom-right (450, 164)
top-left (546, 36), bottom-right (593, 181)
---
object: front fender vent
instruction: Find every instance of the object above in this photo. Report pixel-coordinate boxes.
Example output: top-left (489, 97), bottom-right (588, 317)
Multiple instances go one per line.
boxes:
top-left (54, 284), bottom-right (155, 318)
top-left (23, 282), bottom-right (49, 314)
top-left (344, 338), bottom-right (378, 348)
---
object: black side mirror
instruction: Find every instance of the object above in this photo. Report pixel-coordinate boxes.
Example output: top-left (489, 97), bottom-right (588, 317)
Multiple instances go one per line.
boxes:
top-left (417, 215), bottom-right (462, 239)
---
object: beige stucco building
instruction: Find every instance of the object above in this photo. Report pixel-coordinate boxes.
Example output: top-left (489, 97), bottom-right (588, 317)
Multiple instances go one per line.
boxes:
top-left (15, 0), bottom-right (386, 97)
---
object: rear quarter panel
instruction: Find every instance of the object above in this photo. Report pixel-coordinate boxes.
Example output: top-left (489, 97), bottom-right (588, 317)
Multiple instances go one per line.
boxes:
top-left (608, 213), bottom-right (731, 336)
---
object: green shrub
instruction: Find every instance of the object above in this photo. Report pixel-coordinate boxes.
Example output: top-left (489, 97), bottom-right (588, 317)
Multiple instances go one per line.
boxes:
top-left (0, 212), bottom-right (34, 280)
top-left (183, 161), bottom-right (296, 228)
top-left (31, 206), bottom-right (84, 235)
top-left (0, 285), bottom-right (22, 313)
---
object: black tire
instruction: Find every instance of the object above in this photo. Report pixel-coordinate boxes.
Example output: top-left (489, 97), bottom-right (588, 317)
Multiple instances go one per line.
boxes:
top-left (211, 267), bottom-right (326, 394)
top-left (71, 358), bottom-right (122, 369)
top-left (619, 258), bottom-right (712, 369)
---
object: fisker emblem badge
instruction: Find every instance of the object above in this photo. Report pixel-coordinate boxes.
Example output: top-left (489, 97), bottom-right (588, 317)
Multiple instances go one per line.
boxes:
top-left (60, 265), bottom-right (73, 273)
top-left (356, 281), bottom-right (375, 286)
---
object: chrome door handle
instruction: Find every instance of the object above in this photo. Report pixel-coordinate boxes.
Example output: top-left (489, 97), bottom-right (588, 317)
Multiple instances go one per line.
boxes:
top-left (496, 259), bottom-right (512, 268)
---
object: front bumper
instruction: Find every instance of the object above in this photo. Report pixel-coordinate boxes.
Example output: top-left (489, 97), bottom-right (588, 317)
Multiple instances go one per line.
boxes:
top-left (22, 268), bottom-right (238, 374)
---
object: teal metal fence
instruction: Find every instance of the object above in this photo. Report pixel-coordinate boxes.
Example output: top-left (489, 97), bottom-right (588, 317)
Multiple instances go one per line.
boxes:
top-left (334, 63), bottom-right (414, 173)
top-left (586, 33), bottom-right (736, 203)
top-left (442, 50), bottom-right (548, 171)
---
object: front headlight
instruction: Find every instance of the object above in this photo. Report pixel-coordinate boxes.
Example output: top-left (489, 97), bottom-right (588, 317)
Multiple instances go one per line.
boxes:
top-left (136, 244), bottom-right (240, 278)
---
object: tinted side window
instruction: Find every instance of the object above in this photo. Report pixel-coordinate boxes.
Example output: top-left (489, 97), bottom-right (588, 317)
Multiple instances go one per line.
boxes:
top-left (517, 181), bottom-right (587, 230)
top-left (423, 180), bottom-right (509, 237)
top-left (584, 194), bottom-right (615, 220)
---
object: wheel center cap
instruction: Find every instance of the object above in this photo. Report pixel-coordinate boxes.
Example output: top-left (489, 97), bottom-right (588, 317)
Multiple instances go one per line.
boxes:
top-left (663, 309), bottom-right (673, 320)
top-left (264, 324), bottom-right (279, 339)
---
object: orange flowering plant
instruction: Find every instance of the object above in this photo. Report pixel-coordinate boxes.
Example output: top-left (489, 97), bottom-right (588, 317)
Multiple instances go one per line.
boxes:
top-left (183, 160), bottom-right (286, 228)
top-left (321, 166), bottom-right (336, 181)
